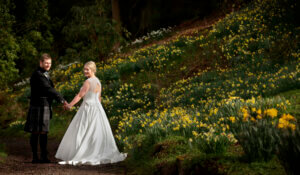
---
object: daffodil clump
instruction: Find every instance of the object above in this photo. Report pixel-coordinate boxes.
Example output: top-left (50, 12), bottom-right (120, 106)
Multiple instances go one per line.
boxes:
top-left (278, 114), bottom-right (296, 130)
top-left (115, 93), bottom-right (297, 160)
top-left (101, 82), bottom-right (155, 122)
top-left (115, 106), bottom-right (237, 154)
top-left (158, 0), bottom-right (299, 109)
top-left (210, 0), bottom-right (298, 66)
top-left (51, 33), bottom-right (201, 121)
top-left (225, 96), bottom-right (297, 161)
top-left (159, 62), bottom-right (299, 109)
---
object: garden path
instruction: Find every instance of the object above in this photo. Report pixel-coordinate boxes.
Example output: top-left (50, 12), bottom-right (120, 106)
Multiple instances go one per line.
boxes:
top-left (0, 137), bottom-right (126, 175)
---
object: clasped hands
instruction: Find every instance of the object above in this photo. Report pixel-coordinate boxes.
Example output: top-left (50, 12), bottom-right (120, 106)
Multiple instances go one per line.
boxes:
top-left (63, 101), bottom-right (72, 111)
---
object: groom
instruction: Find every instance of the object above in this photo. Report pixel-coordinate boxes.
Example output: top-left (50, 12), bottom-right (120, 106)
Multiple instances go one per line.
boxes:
top-left (24, 53), bottom-right (68, 163)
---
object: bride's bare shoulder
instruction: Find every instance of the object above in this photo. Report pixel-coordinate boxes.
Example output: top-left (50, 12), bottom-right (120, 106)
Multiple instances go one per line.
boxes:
top-left (83, 79), bottom-right (91, 86)
top-left (95, 77), bottom-right (101, 84)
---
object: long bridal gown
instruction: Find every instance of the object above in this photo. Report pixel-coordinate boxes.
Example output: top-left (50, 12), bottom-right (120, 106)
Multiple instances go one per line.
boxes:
top-left (55, 77), bottom-right (126, 165)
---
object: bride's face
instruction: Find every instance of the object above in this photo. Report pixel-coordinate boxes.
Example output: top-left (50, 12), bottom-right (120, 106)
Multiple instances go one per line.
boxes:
top-left (84, 66), bottom-right (93, 78)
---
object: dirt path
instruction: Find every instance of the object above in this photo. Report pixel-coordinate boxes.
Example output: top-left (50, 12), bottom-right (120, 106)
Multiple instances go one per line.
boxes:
top-left (0, 137), bottom-right (126, 175)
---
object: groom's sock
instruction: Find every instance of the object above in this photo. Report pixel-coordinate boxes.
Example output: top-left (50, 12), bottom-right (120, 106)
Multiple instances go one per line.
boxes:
top-left (40, 134), bottom-right (50, 163)
top-left (30, 134), bottom-right (39, 163)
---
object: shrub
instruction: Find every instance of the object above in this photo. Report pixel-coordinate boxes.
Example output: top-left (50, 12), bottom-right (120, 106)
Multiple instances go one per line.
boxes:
top-left (276, 125), bottom-right (300, 175)
top-left (226, 97), bottom-right (296, 162)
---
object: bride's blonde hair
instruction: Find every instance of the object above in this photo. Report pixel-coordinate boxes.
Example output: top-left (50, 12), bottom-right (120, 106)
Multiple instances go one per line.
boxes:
top-left (84, 61), bottom-right (97, 73)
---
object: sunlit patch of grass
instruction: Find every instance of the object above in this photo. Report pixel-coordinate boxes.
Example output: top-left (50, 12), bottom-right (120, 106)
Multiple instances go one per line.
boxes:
top-left (48, 111), bottom-right (74, 140)
top-left (276, 89), bottom-right (300, 121)
top-left (0, 120), bottom-right (28, 138)
top-left (0, 144), bottom-right (7, 163)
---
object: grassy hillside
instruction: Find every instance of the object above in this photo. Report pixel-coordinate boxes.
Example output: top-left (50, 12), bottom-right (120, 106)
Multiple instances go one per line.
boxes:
top-left (3, 0), bottom-right (299, 174)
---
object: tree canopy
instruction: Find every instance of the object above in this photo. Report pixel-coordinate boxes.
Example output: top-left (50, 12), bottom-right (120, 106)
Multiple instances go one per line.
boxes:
top-left (0, 0), bottom-right (239, 89)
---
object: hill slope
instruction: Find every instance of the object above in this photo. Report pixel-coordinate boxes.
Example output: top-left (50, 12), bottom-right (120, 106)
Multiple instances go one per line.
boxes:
top-left (5, 0), bottom-right (300, 174)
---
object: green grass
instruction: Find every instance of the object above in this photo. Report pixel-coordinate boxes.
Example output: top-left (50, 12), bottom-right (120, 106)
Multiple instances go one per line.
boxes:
top-left (121, 88), bottom-right (299, 174)
top-left (276, 89), bottom-right (300, 121)
top-left (0, 121), bottom-right (28, 138)
top-left (0, 108), bottom-right (72, 140)
top-left (48, 111), bottom-right (74, 140)
top-left (125, 136), bottom-right (286, 175)
top-left (220, 155), bottom-right (286, 175)
top-left (0, 144), bottom-right (7, 163)
top-left (2, 0), bottom-right (299, 174)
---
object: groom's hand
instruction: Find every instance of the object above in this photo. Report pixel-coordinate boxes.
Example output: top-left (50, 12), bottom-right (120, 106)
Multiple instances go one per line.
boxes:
top-left (63, 101), bottom-right (73, 111)
top-left (63, 101), bottom-right (69, 110)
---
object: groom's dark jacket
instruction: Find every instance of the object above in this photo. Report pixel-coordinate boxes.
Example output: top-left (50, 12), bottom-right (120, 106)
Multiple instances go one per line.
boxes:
top-left (29, 67), bottom-right (65, 118)
top-left (25, 66), bottom-right (65, 132)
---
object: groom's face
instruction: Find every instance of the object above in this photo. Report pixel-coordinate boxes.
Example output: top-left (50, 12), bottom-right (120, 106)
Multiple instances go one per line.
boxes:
top-left (40, 59), bottom-right (52, 71)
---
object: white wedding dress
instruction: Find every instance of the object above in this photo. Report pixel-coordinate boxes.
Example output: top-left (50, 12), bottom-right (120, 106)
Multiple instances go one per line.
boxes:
top-left (55, 77), bottom-right (126, 165)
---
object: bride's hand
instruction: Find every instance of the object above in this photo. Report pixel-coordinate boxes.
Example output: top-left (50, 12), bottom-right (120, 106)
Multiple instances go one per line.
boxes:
top-left (66, 104), bottom-right (73, 110)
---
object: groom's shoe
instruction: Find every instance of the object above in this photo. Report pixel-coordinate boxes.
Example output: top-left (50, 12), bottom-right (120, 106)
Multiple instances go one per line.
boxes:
top-left (40, 134), bottom-right (51, 163)
top-left (32, 154), bottom-right (41, 164)
top-left (40, 157), bottom-right (51, 163)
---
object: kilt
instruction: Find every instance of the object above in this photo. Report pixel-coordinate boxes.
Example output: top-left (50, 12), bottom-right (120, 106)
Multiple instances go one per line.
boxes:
top-left (24, 105), bottom-right (52, 133)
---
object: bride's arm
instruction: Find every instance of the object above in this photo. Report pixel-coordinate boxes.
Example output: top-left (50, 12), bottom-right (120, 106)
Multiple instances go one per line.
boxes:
top-left (68, 80), bottom-right (90, 108)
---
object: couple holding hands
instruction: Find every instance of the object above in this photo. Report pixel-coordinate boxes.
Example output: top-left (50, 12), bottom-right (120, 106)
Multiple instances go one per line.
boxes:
top-left (24, 53), bottom-right (126, 165)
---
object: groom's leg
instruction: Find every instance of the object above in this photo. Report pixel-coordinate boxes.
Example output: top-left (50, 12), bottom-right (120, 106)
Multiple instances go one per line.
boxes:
top-left (30, 133), bottom-right (40, 163)
top-left (39, 133), bottom-right (50, 163)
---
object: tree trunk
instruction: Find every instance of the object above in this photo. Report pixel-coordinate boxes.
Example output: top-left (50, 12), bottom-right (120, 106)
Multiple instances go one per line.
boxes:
top-left (111, 0), bottom-right (121, 50)
top-left (112, 0), bottom-right (121, 33)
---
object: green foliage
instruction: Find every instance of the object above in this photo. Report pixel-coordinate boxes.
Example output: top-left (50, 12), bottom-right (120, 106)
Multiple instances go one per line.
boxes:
top-left (3, 0), bottom-right (299, 174)
top-left (16, 0), bottom-right (53, 76)
top-left (276, 127), bottom-right (300, 175)
top-left (61, 0), bottom-right (123, 63)
top-left (211, 0), bottom-right (299, 68)
top-left (0, 0), bottom-right (54, 84)
top-left (278, 89), bottom-right (300, 121)
top-left (0, 0), bottom-right (20, 89)
top-left (125, 135), bottom-right (193, 175)
top-left (0, 91), bottom-right (25, 130)
top-left (0, 143), bottom-right (7, 163)
top-left (231, 120), bottom-right (278, 162)
top-left (223, 97), bottom-right (274, 160)
top-left (124, 27), bottom-right (173, 51)
top-left (158, 0), bottom-right (300, 109)
top-left (48, 112), bottom-right (74, 140)
top-left (221, 154), bottom-right (286, 175)
top-left (160, 62), bottom-right (299, 109)
top-left (47, 3), bottom-right (299, 174)
top-left (0, 120), bottom-right (27, 138)
top-left (196, 133), bottom-right (232, 155)
top-left (103, 82), bottom-right (155, 119)
top-left (225, 96), bottom-right (297, 162)
top-left (126, 134), bottom-right (156, 161)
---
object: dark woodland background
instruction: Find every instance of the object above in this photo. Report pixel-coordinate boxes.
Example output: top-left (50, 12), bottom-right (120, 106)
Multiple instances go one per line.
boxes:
top-left (0, 0), bottom-right (240, 88)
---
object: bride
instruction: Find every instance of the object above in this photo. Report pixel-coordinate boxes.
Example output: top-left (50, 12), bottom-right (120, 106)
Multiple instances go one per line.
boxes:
top-left (55, 61), bottom-right (126, 165)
